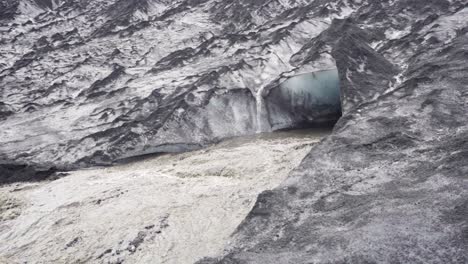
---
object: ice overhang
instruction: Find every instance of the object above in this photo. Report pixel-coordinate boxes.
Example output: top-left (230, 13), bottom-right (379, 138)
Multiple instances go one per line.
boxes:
top-left (264, 69), bottom-right (341, 131)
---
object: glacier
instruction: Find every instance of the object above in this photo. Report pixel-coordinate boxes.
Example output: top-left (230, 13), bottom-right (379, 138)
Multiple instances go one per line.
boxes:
top-left (1, 0), bottom-right (468, 263)
top-left (265, 69), bottom-right (341, 131)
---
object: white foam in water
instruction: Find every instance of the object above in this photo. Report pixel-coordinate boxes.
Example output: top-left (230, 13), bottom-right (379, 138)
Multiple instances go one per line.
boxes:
top-left (0, 129), bottom-right (331, 264)
top-left (256, 86), bottom-right (271, 133)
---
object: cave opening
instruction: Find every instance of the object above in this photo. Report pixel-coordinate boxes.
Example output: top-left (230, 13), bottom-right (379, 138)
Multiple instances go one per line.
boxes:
top-left (264, 69), bottom-right (342, 131)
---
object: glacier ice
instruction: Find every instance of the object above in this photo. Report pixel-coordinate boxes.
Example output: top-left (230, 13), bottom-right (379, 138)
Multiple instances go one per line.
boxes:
top-left (264, 69), bottom-right (341, 131)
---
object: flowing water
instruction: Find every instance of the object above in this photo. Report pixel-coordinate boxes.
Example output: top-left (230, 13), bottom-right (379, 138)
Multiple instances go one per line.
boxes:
top-left (255, 86), bottom-right (270, 133)
top-left (0, 128), bottom-right (332, 264)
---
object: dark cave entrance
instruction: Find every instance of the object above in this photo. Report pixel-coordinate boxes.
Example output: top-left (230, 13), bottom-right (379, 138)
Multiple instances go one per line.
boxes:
top-left (264, 69), bottom-right (342, 131)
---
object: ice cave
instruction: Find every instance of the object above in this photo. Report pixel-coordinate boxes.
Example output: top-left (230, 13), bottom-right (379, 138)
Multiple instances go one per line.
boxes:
top-left (265, 69), bottom-right (342, 131)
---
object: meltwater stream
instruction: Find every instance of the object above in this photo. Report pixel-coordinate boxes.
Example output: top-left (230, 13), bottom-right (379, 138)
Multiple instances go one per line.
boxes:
top-left (0, 128), bottom-right (332, 264)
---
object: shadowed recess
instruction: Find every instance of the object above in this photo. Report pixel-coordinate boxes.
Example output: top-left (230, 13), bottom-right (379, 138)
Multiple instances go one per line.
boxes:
top-left (265, 69), bottom-right (341, 131)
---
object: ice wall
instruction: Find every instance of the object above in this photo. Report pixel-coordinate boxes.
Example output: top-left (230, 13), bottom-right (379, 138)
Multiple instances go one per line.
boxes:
top-left (115, 88), bottom-right (258, 160)
top-left (265, 69), bottom-right (341, 131)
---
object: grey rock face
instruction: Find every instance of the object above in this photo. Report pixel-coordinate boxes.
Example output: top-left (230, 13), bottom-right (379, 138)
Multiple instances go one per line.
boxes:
top-left (1, 0), bottom-right (468, 263)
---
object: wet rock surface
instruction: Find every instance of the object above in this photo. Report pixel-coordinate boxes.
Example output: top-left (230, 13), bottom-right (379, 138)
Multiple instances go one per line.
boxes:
top-left (1, 0), bottom-right (468, 263)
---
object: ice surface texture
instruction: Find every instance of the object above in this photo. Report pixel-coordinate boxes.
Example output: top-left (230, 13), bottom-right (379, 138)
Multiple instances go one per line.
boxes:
top-left (0, 0), bottom-right (347, 170)
top-left (1, 1), bottom-right (468, 263)
top-left (265, 69), bottom-right (341, 131)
